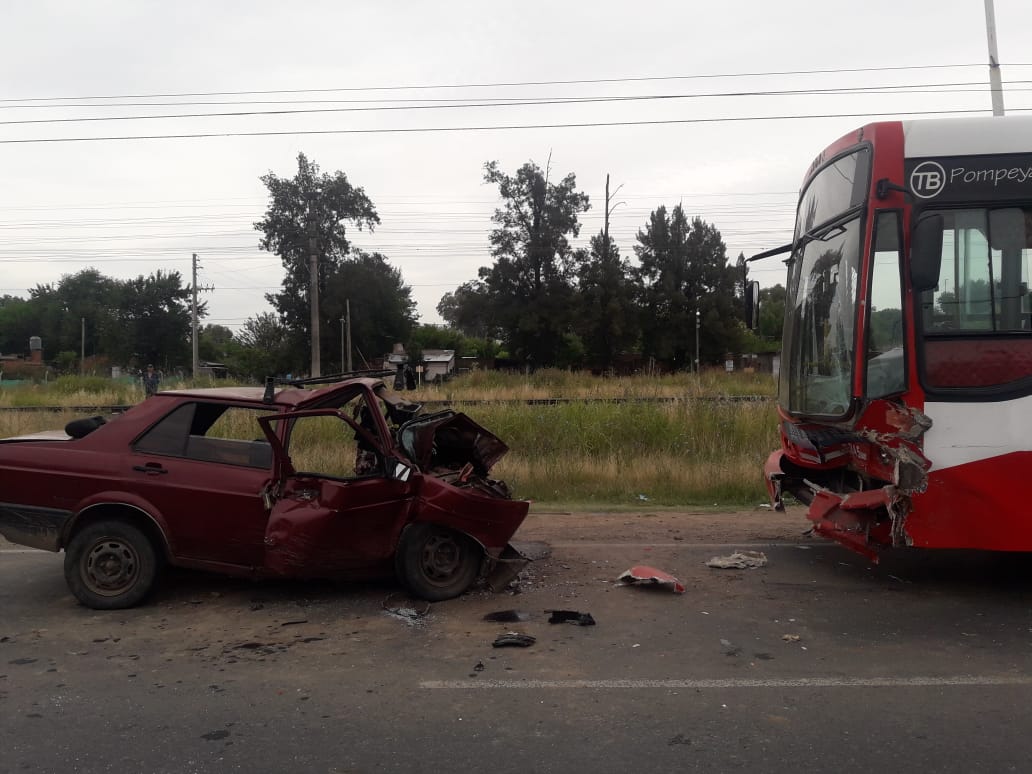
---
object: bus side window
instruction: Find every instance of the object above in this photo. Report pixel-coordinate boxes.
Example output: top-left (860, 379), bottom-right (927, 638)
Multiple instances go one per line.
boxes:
top-left (865, 211), bottom-right (906, 398)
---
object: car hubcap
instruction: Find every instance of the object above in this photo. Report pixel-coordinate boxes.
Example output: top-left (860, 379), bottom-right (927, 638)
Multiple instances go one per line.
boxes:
top-left (83, 539), bottom-right (139, 596)
top-left (421, 533), bottom-right (461, 583)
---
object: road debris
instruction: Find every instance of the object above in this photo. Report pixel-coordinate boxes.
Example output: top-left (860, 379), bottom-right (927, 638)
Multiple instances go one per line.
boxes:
top-left (617, 565), bottom-right (686, 594)
top-left (719, 638), bottom-right (742, 656)
top-left (781, 634), bottom-right (801, 643)
top-left (382, 593), bottom-right (431, 620)
top-left (492, 632), bottom-right (536, 648)
top-left (706, 550), bottom-right (768, 569)
top-left (546, 610), bottom-right (596, 626)
top-left (483, 610), bottom-right (529, 623)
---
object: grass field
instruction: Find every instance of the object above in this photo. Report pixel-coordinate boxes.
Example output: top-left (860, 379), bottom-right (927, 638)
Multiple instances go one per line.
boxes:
top-left (0, 370), bottom-right (779, 507)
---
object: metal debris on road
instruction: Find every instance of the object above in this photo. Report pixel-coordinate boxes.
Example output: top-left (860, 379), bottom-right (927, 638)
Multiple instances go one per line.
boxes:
top-left (705, 550), bottom-right (768, 569)
top-left (492, 632), bottom-right (536, 648)
top-left (617, 565), bottom-right (686, 594)
top-left (546, 610), bottom-right (596, 626)
top-left (483, 610), bottom-right (529, 623)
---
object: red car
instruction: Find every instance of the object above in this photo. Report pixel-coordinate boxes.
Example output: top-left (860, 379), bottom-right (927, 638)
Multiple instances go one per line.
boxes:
top-left (0, 378), bottom-right (529, 609)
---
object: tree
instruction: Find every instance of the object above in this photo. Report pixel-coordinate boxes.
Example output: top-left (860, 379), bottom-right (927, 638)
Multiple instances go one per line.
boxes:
top-left (109, 271), bottom-right (195, 368)
top-left (323, 251), bottom-right (418, 370)
top-left (757, 284), bottom-right (787, 343)
top-left (436, 280), bottom-right (499, 340)
top-left (230, 312), bottom-right (294, 380)
top-left (635, 206), bottom-right (741, 369)
top-left (475, 159), bottom-right (591, 366)
top-left (199, 324), bottom-right (236, 363)
top-left (574, 233), bottom-right (640, 370)
top-left (255, 152), bottom-right (380, 357)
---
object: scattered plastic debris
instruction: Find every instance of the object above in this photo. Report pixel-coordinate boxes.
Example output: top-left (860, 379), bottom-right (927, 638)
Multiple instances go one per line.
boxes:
top-left (483, 610), bottom-right (529, 623)
top-left (546, 610), bottom-right (596, 626)
top-left (637, 494), bottom-right (649, 501)
top-left (617, 565), bottom-right (686, 594)
top-left (706, 551), bottom-right (768, 570)
top-left (781, 634), bottom-right (801, 643)
top-left (719, 638), bottom-right (742, 656)
top-left (492, 632), bottom-right (536, 648)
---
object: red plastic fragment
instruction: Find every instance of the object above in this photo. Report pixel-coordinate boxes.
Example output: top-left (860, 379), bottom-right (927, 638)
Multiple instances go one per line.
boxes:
top-left (617, 565), bottom-right (686, 594)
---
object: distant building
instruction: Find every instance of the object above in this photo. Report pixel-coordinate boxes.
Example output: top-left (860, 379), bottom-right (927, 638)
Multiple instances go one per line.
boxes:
top-left (421, 349), bottom-right (456, 382)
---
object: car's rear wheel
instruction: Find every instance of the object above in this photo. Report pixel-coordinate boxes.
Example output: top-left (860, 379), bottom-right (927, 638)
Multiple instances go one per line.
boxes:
top-left (396, 524), bottom-right (481, 601)
top-left (64, 520), bottom-right (160, 609)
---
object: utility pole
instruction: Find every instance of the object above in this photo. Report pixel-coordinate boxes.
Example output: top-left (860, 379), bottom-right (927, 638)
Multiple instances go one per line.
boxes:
top-left (695, 309), bottom-right (701, 375)
top-left (306, 187), bottom-right (322, 378)
top-left (985, 0), bottom-right (1006, 116)
top-left (345, 298), bottom-right (353, 372)
top-left (191, 253), bottom-right (215, 380)
top-left (603, 173), bottom-right (625, 258)
top-left (80, 317), bottom-right (85, 376)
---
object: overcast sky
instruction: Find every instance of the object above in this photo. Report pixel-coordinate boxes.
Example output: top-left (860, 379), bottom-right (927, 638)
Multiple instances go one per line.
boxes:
top-left (1, 1), bottom-right (1030, 336)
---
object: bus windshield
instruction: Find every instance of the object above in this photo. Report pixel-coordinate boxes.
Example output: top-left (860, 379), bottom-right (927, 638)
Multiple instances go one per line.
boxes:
top-left (780, 148), bottom-right (870, 417)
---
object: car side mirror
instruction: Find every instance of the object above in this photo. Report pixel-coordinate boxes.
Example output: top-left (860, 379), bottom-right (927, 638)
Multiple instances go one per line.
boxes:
top-left (389, 460), bottom-right (412, 482)
top-left (744, 280), bottom-right (760, 330)
top-left (910, 214), bottom-right (944, 293)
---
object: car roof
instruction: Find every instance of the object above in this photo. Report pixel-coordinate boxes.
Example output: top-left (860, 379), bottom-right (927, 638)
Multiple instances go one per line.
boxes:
top-left (157, 377), bottom-right (386, 409)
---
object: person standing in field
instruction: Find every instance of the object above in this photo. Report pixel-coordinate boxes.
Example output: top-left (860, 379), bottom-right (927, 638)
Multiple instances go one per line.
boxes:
top-left (143, 364), bottom-right (161, 397)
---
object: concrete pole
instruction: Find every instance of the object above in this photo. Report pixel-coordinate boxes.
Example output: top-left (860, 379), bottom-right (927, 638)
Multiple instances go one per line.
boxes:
top-left (191, 253), bottom-right (199, 379)
top-left (985, 0), bottom-right (1006, 116)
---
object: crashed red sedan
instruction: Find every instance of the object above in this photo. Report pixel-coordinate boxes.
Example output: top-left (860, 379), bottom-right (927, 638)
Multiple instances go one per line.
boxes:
top-left (0, 378), bottom-right (529, 609)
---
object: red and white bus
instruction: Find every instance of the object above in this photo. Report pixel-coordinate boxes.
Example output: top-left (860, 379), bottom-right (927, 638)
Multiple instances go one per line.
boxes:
top-left (754, 116), bottom-right (1032, 559)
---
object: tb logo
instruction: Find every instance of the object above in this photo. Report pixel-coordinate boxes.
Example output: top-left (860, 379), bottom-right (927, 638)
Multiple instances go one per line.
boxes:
top-left (910, 161), bottom-right (947, 199)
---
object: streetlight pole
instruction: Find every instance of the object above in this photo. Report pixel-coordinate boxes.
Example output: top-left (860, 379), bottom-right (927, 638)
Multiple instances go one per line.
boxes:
top-left (695, 309), bottom-right (701, 375)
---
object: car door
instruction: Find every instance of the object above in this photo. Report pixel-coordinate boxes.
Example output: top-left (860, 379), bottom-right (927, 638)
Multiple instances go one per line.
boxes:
top-left (257, 404), bottom-right (418, 579)
top-left (127, 401), bottom-right (275, 568)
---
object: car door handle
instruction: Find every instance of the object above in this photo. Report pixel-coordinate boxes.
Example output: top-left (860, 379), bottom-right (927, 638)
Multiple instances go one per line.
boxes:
top-left (132, 464), bottom-right (168, 475)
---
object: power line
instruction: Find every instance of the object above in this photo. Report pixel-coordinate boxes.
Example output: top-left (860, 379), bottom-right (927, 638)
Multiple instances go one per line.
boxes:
top-left (0, 63), bottom-right (1002, 103)
top-left (3, 81), bottom-right (1029, 121)
top-left (3, 106), bottom-right (1028, 145)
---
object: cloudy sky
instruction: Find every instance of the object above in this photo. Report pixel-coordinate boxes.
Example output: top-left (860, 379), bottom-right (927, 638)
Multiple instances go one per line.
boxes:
top-left (2, 1), bottom-right (1030, 333)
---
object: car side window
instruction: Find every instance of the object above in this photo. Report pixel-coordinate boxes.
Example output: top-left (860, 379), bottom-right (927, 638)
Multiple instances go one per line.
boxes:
top-left (134, 403), bottom-right (274, 469)
top-left (285, 397), bottom-right (387, 479)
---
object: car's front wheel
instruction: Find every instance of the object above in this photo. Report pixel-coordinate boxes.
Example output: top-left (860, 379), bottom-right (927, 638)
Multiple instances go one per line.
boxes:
top-left (64, 520), bottom-right (160, 609)
top-left (396, 524), bottom-right (482, 601)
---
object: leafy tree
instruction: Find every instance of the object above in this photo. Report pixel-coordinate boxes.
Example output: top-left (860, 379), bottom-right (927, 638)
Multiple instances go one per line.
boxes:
top-left (323, 251), bottom-right (418, 371)
top-left (757, 284), bottom-right (787, 343)
top-left (475, 159), bottom-right (591, 366)
top-left (574, 233), bottom-right (640, 370)
top-left (436, 280), bottom-right (499, 340)
top-left (255, 152), bottom-right (380, 357)
top-left (199, 324), bottom-right (236, 363)
top-left (0, 295), bottom-right (37, 356)
top-left (109, 270), bottom-right (195, 368)
top-left (230, 312), bottom-right (295, 380)
top-left (635, 206), bottom-right (741, 369)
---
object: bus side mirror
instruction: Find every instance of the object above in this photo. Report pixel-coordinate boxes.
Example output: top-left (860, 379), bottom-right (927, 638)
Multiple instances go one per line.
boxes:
top-left (744, 280), bottom-right (760, 330)
top-left (910, 215), bottom-right (944, 292)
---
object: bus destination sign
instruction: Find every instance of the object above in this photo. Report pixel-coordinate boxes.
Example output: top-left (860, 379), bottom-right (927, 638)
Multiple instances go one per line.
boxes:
top-left (905, 153), bottom-right (1032, 203)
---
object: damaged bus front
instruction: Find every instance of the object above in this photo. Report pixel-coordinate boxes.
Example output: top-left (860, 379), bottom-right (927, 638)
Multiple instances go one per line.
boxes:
top-left (755, 117), bottom-right (1032, 559)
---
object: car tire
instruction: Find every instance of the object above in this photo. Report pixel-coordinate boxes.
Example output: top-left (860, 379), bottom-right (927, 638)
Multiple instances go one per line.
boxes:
top-left (396, 523), bottom-right (481, 602)
top-left (63, 520), bottom-right (160, 610)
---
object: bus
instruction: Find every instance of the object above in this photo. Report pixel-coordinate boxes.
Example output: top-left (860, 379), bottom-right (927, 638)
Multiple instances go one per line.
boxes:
top-left (752, 116), bottom-right (1032, 560)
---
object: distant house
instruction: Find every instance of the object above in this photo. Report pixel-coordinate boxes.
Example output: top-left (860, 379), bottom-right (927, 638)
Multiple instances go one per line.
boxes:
top-left (421, 349), bottom-right (456, 382)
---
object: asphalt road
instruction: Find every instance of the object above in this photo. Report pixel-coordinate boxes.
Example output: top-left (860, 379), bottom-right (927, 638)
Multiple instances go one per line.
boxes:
top-left (3, 509), bottom-right (1032, 773)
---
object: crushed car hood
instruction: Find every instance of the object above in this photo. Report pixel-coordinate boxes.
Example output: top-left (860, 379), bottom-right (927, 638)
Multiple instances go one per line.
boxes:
top-left (398, 410), bottom-right (509, 476)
